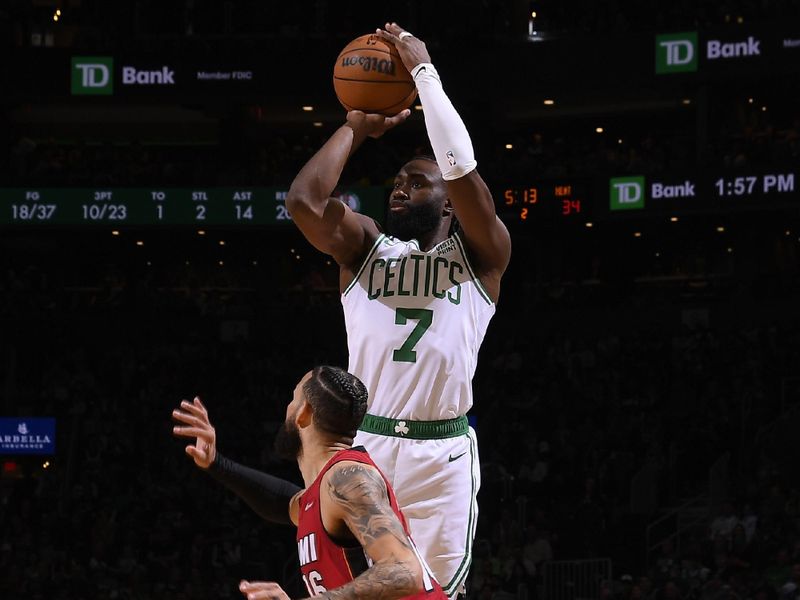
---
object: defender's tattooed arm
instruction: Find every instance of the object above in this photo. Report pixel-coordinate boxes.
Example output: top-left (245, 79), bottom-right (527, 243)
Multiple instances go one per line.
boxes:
top-left (320, 462), bottom-right (426, 600)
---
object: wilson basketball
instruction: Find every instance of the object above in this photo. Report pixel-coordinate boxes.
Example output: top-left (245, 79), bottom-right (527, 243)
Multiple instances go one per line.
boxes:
top-left (333, 34), bottom-right (417, 116)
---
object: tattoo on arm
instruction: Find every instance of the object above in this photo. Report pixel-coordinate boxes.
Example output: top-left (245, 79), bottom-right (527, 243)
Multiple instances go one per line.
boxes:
top-left (320, 464), bottom-right (420, 600)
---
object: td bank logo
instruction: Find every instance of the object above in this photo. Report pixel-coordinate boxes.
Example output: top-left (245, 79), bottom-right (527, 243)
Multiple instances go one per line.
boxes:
top-left (610, 176), bottom-right (645, 211)
top-left (72, 56), bottom-right (113, 95)
top-left (655, 32), bottom-right (698, 73)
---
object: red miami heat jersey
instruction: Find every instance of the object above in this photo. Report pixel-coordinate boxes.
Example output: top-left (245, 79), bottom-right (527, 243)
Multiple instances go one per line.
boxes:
top-left (296, 447), bottom-right (446, 599)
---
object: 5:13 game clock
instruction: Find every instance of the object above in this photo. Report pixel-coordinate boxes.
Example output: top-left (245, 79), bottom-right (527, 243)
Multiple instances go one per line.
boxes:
top-left (500, 181), bottom-right (587, 224)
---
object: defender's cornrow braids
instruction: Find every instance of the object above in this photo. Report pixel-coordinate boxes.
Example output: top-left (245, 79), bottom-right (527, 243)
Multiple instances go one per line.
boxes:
top-left (304, 366), bottom-right (368, 437)
top-left (320, 367), bottom-right (368, 418)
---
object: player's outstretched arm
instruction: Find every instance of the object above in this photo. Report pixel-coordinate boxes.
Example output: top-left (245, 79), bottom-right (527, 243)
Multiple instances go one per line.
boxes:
top-left (377, 23), bottom-right (511, 301)
top-left (318, 461), bottom-right (429, 600)
top-left (172, 397), bottom-right (302, 526)
top-left (286, 110), bottom-right (409, 268)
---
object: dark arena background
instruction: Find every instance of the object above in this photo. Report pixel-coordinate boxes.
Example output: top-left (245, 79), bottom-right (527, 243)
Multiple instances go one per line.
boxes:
top-left (2, 1), bottom-right (800, 599)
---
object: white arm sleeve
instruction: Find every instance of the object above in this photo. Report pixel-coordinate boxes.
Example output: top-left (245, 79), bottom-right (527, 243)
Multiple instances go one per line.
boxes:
top-left (412, 62), bottom-right (477, 181)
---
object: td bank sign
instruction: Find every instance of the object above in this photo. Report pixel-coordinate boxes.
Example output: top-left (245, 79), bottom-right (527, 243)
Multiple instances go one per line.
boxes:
top-left (655, 31), bottom-right (762, 74)
top-left (610, 176), bottom-right (697, 211)
top-left (71, 56), bottom-right (176, 95)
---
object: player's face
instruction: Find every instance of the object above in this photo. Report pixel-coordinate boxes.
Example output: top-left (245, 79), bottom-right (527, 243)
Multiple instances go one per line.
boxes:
top-left (274, 371), bottom-right (312, 461)
top-left (386, 159), bottom-right (446, 241)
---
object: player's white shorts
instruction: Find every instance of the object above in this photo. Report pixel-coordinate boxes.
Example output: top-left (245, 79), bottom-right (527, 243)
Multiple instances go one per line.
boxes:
top-left (354, 415), bottom-right (480, 598)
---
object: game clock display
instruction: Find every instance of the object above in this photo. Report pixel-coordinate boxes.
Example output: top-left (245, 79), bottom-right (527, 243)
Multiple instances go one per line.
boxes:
top-left (499, 181), bottom-right (589, 223)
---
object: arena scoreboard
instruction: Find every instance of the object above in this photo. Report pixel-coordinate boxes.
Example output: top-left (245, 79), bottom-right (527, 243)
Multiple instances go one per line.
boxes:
top-left (2, 170), bottom-right (798, 228)
top-left (497, 169), bottom-right (800, 225)
top-left (0, 187), bottom-right (386, 226)
top-left (499, 181), bottom-right (590, 223)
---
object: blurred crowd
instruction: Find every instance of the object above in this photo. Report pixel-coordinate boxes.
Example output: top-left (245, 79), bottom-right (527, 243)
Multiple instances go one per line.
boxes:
top-left (3, 90), bottom-right (797, 189)
top-left (4, 0), bottom-right (798, 46)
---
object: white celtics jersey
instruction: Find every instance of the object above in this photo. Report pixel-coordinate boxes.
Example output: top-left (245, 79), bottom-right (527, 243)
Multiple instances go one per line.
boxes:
top-left (342, 232), bottom-right (495, 421)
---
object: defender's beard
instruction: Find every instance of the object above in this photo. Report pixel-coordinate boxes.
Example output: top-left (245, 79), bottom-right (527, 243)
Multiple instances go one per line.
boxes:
top-left (274, 420), bottom-right (302, 461)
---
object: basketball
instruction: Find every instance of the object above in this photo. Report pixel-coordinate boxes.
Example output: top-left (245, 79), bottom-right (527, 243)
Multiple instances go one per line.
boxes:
top-left (333, 34), bottom-right (417, 116)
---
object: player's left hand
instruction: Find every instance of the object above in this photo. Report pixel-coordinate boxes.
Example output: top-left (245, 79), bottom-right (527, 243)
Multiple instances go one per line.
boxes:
top-left (346, 109), bottom-right (410, 139)
top-left (239, 580), bottom-right (291, 600)
top-left (375, 22), bottom-right (432, 72)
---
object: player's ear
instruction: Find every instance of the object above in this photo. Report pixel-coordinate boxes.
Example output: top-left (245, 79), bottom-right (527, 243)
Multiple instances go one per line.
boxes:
top-left (296, 399), bottom-right (313, 429)
top-left (443, 197), bottom-right (454, 217)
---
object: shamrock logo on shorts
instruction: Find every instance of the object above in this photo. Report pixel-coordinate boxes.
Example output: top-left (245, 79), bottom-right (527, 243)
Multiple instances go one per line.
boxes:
top-left (394, 421), bottom-right (410, 436)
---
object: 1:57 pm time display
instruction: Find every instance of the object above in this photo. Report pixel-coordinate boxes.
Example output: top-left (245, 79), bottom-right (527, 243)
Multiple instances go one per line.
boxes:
top-left (714, 173), bottom-right (795, 197)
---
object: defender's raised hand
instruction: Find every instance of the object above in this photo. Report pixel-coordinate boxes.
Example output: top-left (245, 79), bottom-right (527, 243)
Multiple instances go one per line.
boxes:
top-left (375, 22), bottom-right (431, 72)
top-left (172, 396), bottom-right (217, 468)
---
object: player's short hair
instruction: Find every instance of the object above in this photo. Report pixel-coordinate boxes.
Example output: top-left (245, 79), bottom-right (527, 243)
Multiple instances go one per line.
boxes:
top-left (303, 366), bottom-right (368, 438)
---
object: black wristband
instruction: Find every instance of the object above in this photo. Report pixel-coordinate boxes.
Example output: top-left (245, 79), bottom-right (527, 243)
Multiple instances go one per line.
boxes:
top-left (207, 452), bottom-right (301, 526)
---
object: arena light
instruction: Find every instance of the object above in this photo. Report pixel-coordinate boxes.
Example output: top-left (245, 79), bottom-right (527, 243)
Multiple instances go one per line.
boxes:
top-left (302, 106), bottom-right (314, 112)
top-left (670, 216), bottom-right (679, 222)
top-left (531, 11), bottom-right (537, 18)
top-left (197, 230), bottom-right (206, 236)
top-left (747, 97), bottom-right (754, 104)
top-left (618, 138), bottom-right (623, 144)
top-left (761, 106), bottom-right (767, 112)
top-left (543, 99), bottom-right (555, 105)
top-left (414, 105), bottom-right (423, 111)
top-left (717, 226), bottom-right (725, 233)
top-left (111, 230), bottom-right (119, 236)
top-left (727, 247), bottom-right (734, 253)
top-left (218, 240), bottom-right (226, 246)
top-left (252, 260), bottom-right (258, 266)
top-left (505, 143), bottom-right (513, 150)
top-left (595, 127), bottom-right (604, 133)
top-left (313, 122), bottom-right (323, 127)
top-left (634, 232), bottom-right (642, 238)
top-left (136, 240), bottom-right (144, 246)
top-left (585, 222), bottom-right (594, 228)
top-left (681, 98), bottom-right (692, 105)
top-left (218, 260), bottom-right (224, 266)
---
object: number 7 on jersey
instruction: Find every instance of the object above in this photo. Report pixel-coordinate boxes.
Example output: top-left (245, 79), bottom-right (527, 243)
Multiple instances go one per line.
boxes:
top-left (392, 308), bottom-right (433, 363)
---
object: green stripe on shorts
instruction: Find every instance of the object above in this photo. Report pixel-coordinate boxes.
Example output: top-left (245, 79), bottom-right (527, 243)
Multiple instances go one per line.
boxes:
top-left (442, 429), bottom-right (477, 595)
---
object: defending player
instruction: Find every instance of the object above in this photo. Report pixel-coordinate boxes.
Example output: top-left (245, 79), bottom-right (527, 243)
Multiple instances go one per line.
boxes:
top-left (284, 23), bottom-right (511, 597)
top-left (172, 366), bottom-right (447, 600)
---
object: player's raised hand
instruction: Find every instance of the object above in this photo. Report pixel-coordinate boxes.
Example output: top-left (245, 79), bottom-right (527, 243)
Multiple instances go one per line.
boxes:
top-left (239, 580), bottom-right (291, 600)
top-left (346, 109), bottom-right (411, 139)
top-left (172, 396), bottom-right (217, 469)
top-left (375, 22), bottom-right (432, 72)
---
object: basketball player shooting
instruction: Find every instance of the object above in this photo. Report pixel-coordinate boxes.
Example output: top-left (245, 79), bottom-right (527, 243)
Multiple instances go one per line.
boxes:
top-left (172, 366), bottom-right (447, 600)
top-left (284, 23), bottom-right (511, 597)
